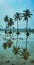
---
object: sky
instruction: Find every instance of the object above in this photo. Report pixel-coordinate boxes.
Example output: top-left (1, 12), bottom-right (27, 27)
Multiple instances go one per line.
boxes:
top-left (0, 0), bottom-right (34, 29)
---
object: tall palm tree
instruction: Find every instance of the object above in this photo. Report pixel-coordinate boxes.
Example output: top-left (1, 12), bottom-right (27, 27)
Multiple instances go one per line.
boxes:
top-left (14, 12), bottom-right (21, 47)
top-left (22, 9), bottom-right (32, 50)
top-left (8, 18), bottom-right (14, 39)
top-left (4, 15), bottom-right (9, 40)
top-left (4, 16), bottom-right (14, 39)
top-left (4, 15), bottom-right (9, 22)
top-left (4, 15), bottom-right (9, 29)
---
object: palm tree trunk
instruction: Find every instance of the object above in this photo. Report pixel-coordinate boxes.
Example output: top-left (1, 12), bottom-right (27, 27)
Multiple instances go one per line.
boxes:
top-left (26, 35), bottom-right (28, 51)
top-left (5, 26), bottom-right (7, 40)
top-left (5, 33), bottom-right (6, 40)
top-left (10, 26), bottom-right (11, 39)
top-left (16, 20), bottom-right (18, 47)
top-left (26, 20), bottom-right (28, 51)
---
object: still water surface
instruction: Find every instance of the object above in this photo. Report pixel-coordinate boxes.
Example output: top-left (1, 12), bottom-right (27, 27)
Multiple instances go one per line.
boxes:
top-left (0, 31), bottom-right (34, 61)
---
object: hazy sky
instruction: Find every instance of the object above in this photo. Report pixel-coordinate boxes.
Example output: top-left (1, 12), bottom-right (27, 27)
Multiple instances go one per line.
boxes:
top-left (0, 0), bottom-right (34, 29)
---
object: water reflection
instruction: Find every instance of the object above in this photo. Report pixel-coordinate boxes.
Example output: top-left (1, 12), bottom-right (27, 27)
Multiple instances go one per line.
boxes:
top-left (0, 32), bottom-right (34, 61)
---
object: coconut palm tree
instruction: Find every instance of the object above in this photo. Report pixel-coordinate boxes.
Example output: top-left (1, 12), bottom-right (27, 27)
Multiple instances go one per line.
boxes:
top-left (8, 18), bottom-right (14, 27)
top-left (8, 18), bottom-right (14, 39)
top-left (22, 9), bottom-right (32, 50)
top-left (4, 16), bottom-right (14, 39)
top-left (4, 15), bottom-right (9, 22)
top-left (14, 12), bottom-right (21, 47)
top-left (4, 15), bottom-right (9, 29)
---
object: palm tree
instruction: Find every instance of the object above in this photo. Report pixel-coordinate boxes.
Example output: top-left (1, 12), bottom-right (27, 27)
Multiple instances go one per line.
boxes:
top-left (4, 16), bottom-right (14, 39)
top-left (8, 18), bottom-right (14, 39)
top-left (8, 18), bottom-right (14, 27)
top-left (4, 15), bottom-right (9, 22)
top-left (4, 15), bottom-right (9, 39)
top-left (14, 12), bottom-right (21, 47)
top-left (4, 15), bottom-right (9, 29)
top-left (22, 9), bottom-right (32, 50)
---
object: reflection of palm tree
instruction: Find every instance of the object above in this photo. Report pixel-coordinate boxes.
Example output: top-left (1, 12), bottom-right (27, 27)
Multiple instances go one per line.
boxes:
top-left (19, 48), bottom-right (30, 60)
top-left (22, 9), bottom-right (32, 50)
top-left (5, 30), bottom-right (8, 39)
top-left (26, 31), bottom-right (30, 38)
top-left (7, 39), bottom-right (13, 48)
top-left (3, 42), bottom-right (7, 49)
top-left (14, 12), bottom-right (21, 47)
top-left (8, 30), bottom-right (12, 39)
top-left (12, 46), bottom-right (20, 55)
top-left (3, 39), bottom-right (13, 49)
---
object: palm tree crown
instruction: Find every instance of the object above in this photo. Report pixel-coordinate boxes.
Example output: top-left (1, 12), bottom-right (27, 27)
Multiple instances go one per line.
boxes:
top-left (4, 15), bottom-right (9, 22)
top-left (14, 12), bottom-right (21, 21)
top-left (8, 18), bottom-right (14, 27)
top-left (22, 9), bottom-right (32, 21)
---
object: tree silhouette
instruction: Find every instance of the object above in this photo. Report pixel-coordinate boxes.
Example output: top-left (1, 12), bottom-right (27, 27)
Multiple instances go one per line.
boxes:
top-left (4, 15), bottom-right (9, 22)
top-left (14, 12), bottom-right (21, 47)
top-left (4, 16), bottom-right (14, 39)
top-left (22, 9), bottom-right (32, 50)
top-left (8, 18), bottom-right (14, 39)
